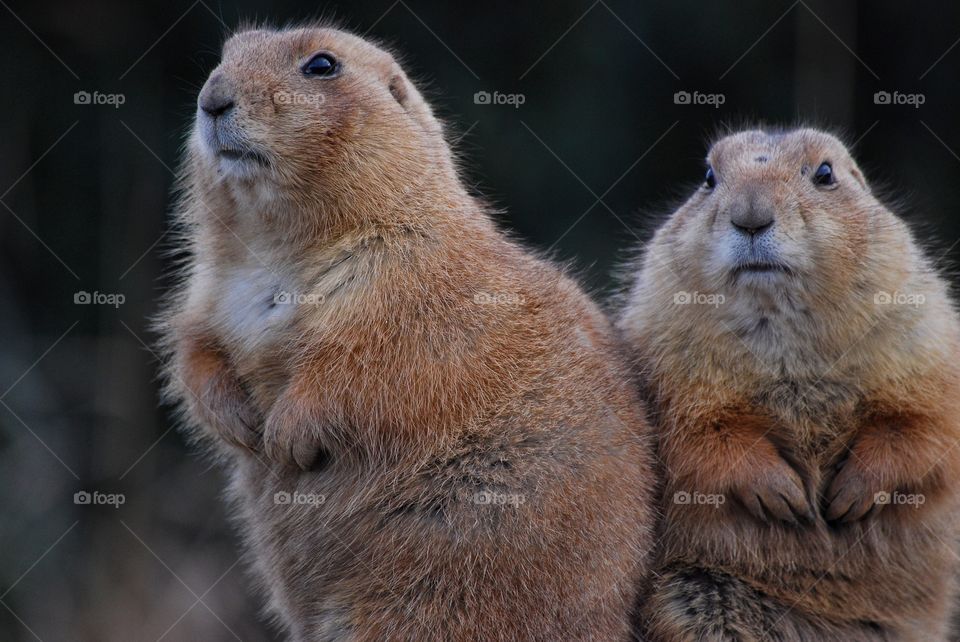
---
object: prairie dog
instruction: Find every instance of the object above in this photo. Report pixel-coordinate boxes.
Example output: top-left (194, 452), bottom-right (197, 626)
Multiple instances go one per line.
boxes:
top-left (159, 25), bottom-right (657, 641)
top-left (618, 129), bottom-right (960, 640)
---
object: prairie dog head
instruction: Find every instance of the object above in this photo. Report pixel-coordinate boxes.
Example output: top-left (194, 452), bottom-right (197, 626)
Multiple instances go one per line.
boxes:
top-left (189, 26), bottom-right (454, 230)
top-left (621, 128), bottom-right (930, 374)
top-left (666, 129), bottom-right (884, 296)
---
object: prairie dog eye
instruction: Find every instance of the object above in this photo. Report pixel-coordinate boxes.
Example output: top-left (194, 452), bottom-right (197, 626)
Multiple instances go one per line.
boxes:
top-left (813, 162), bottom-right (835, 187)
top-left (704, 166), bottom-right (716, 189)
top-left (302, 52), bottom-right (339, 77)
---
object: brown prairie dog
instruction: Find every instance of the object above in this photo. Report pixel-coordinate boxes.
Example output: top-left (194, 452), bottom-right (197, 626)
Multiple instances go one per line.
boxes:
top-left (618, 128), bottom-right (960, 641)
top-left (158, 25), bottom-right (657, 641)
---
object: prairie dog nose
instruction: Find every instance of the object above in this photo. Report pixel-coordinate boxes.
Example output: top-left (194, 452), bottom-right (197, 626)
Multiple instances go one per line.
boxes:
top-left (729, 195), bottom-right (775, 237)
top-left (199, 72), bottom-right (235, 117)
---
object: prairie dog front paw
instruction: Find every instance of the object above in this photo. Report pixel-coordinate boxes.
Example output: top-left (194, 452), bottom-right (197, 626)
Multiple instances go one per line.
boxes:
top-left (731, 454), bottom-right (814, 525)
top-left (825, 458), bottom-right (884, 524)
top-left (263, 398), bottom-right (327, 471)
top-left (178, 339), bottom-right (262, 451)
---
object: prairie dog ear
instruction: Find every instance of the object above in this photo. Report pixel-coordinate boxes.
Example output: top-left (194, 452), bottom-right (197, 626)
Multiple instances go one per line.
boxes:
top-left (384, 64), bottom-right (442, 137)
top-left (849, 165), bottom-right (867, 189)
top-left (388, 73), bottom-right (408, 106)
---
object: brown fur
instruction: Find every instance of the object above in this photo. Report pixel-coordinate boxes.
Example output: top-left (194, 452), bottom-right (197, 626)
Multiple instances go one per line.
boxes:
top-left (618, 129), bottom-right (960, 641)
top-left (157, 25), bottom-right (657, 641)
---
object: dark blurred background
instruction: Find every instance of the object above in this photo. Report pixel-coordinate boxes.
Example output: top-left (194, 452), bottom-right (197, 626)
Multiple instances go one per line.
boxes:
top-left (1, 0), bottom-right (958, 639)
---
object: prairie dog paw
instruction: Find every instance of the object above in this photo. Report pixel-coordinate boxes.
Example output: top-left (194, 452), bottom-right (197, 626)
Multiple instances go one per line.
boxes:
top-left (191, 374), bottom-right (262, 452)
top-left (731, 456), bottom-right (814, 525)
top-left (825, 459), bottom-right (884, 524)
top-left (263, 402), bottom-right (325, 471)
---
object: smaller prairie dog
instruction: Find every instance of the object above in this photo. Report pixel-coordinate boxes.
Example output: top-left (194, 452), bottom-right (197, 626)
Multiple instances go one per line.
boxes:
top-left (159, 25), bottom-right (657, 641)
top-left (618, 129), bottom-right (960, 641)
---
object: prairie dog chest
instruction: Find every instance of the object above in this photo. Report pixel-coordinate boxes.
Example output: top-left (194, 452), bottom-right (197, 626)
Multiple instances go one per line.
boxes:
top-left (756, 378), bottom-right (861, 466)
top-left (204, 248), bottom-right (360, 365)
top-left (211, 263), bottom-right (300, 362)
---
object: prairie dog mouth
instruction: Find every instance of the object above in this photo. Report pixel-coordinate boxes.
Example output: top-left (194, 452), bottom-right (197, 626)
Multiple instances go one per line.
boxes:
top-left (732, 261), bottom-right (793, 276)
top-left (217, 147), bottom-right (270, 166)
top-left (197, 115), bottom-right (270, 168)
